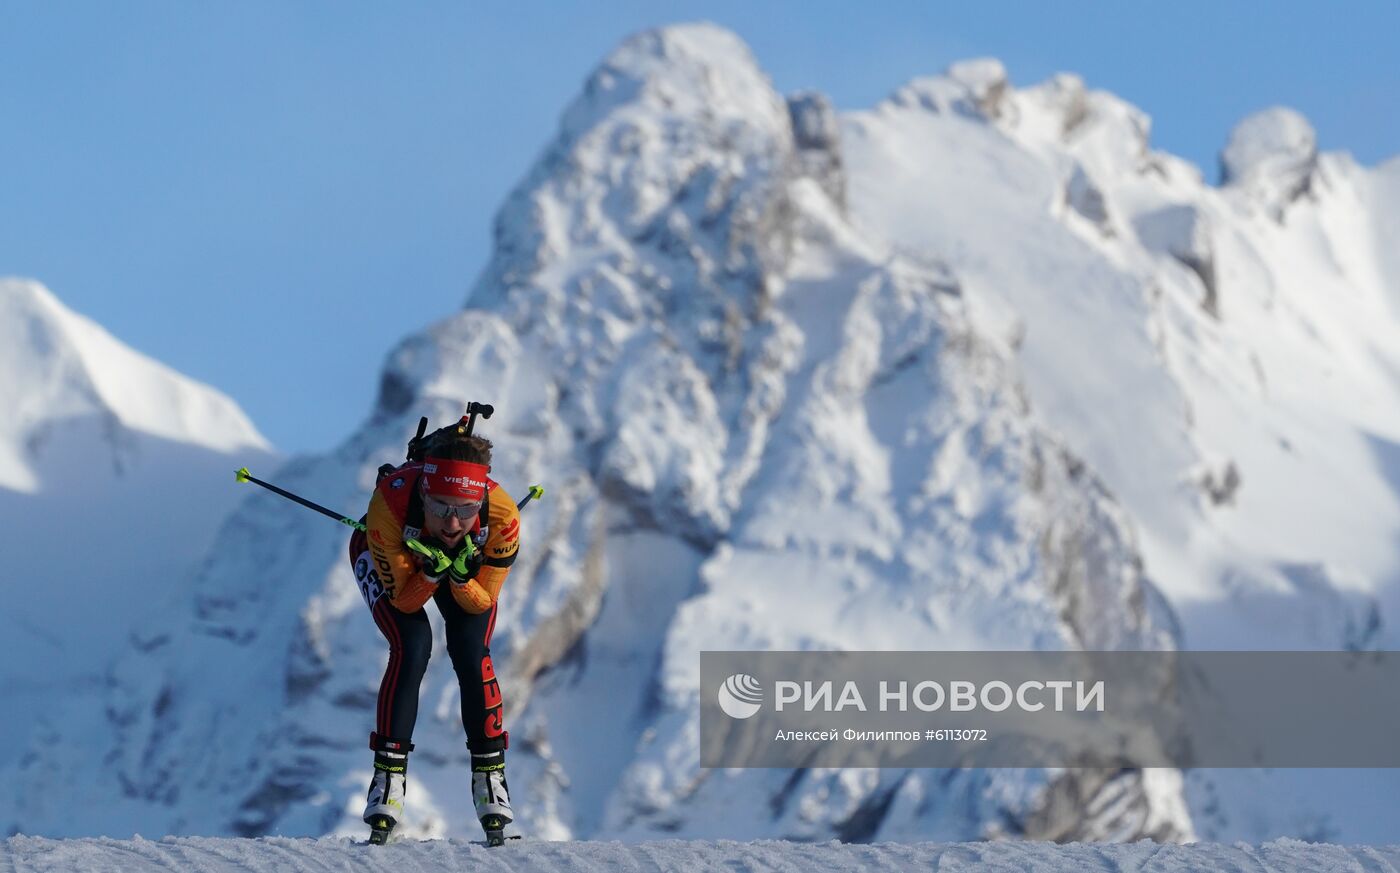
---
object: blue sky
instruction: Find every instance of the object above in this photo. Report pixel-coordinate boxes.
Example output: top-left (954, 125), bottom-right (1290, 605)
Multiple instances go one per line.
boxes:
top-left (3, 1), bottom-right (1396, 454)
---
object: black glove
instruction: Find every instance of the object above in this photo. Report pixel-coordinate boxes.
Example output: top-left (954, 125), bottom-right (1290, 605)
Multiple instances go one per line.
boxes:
top-left (407, 537), bottom-right (457, 582)
top-left (409, 537), bottom-right (482, 585)
top-left (446, 545), bottom-right (484, 585)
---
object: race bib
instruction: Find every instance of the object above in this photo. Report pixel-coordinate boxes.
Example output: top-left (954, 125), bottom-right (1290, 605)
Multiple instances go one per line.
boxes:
top-left (353, 550), bottom-right (386, 608)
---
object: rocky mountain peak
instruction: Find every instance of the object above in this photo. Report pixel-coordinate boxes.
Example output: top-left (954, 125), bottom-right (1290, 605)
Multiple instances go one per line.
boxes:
top-left (1220, 106), bottom-right (1318, 214)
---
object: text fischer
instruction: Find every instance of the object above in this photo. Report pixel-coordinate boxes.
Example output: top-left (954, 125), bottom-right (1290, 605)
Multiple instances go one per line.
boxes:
top-left (773, 680), bottom-right (1105, 713)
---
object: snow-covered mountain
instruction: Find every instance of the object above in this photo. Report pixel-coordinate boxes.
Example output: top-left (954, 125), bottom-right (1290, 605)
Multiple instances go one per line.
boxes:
top-left (0, 279), bottom-right (271, 492)
top-left (0, 278), bottom-right (276, 662)
top-left (0, 278), bottom-right (277, 828)
top-left (844, 65), bottom-right (1400, 655)
top-left (8, 23), bottom-right (1400, 845)
top-left (837, 71), bottom-right (1400, 839)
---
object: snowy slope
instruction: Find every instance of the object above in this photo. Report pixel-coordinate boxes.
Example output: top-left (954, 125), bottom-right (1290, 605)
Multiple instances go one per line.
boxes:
top-left (0, 278), bottom-right (277, 820)
top-left (9, 24), bottom-right (1400, 847)
top-left (4, 836), bottom-right (1400, 873)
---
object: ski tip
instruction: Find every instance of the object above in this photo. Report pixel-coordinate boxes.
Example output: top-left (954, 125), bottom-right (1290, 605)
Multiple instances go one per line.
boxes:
top-left (235, 467), bottom-right (251, 483)
top-left (528, 484), bottom-right (545, 501)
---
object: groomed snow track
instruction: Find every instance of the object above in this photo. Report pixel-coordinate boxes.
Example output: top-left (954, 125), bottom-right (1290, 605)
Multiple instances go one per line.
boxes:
top-left (4, 837), bottom-right (1398, 872)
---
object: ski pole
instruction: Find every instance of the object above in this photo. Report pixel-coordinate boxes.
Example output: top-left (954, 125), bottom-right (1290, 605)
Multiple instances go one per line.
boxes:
top-left (236, 466), bottom-right (446, 560)
top-left (517, 484), bottom-right (545, 510)
top-left (235, 467), bottom-right (365, 531)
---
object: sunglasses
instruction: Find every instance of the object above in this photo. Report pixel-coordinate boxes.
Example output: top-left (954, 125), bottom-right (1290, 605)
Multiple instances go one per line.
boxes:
top-left (423, 493), bottom-right (483, 522)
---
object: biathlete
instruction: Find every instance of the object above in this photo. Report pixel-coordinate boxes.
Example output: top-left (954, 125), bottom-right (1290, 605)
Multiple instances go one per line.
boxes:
top-left (346, 421), bottom-right (520, 845)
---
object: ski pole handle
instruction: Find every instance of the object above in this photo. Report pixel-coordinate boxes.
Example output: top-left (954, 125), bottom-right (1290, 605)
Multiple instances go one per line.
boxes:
top-left (405, 537), bottom-right (484, 581)
top-left (405, 536), bottom-right (475, 562)
top-left (405, 537), bottom-right (453, 575)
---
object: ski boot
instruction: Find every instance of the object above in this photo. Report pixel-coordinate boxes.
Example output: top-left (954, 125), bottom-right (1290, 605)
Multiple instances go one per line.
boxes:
top-left (367, 816), bottom-right (395, 846)
top-left (471, 749), bottom-right (517, 846)
top-left (364, 734), bottom-right (413, 845)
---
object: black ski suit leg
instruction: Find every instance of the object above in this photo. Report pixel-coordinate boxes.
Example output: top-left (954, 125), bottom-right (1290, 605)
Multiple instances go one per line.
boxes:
top-left (436, 584), bottom-right (507, 753)
top-left (350, 525), bottom-right (433, 744)
top-left (368, 597), bottom-right (432, 743)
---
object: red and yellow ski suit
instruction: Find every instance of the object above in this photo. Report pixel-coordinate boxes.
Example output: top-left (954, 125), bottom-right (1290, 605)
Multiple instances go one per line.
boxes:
top-left (347, 462), bottom-right (520, 754)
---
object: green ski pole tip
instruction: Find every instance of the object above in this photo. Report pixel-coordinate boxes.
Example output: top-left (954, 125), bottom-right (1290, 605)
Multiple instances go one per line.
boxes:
top-left (529, 485), bottom-right (545, 500)
top-left (235, 467), bottom-right (251, 483)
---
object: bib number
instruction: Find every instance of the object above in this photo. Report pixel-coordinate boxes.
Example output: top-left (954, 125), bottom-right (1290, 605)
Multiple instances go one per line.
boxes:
top-left (353, 550), bottom-right (386, 609)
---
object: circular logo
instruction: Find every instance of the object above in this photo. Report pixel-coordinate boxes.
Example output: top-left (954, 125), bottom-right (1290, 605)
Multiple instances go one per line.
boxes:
top-left (391, 477), bottom-right (405, 489)
top-left (718, 673), bottom-right (763, 719)
top-left (354, 557), bottom-right (370, 581)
